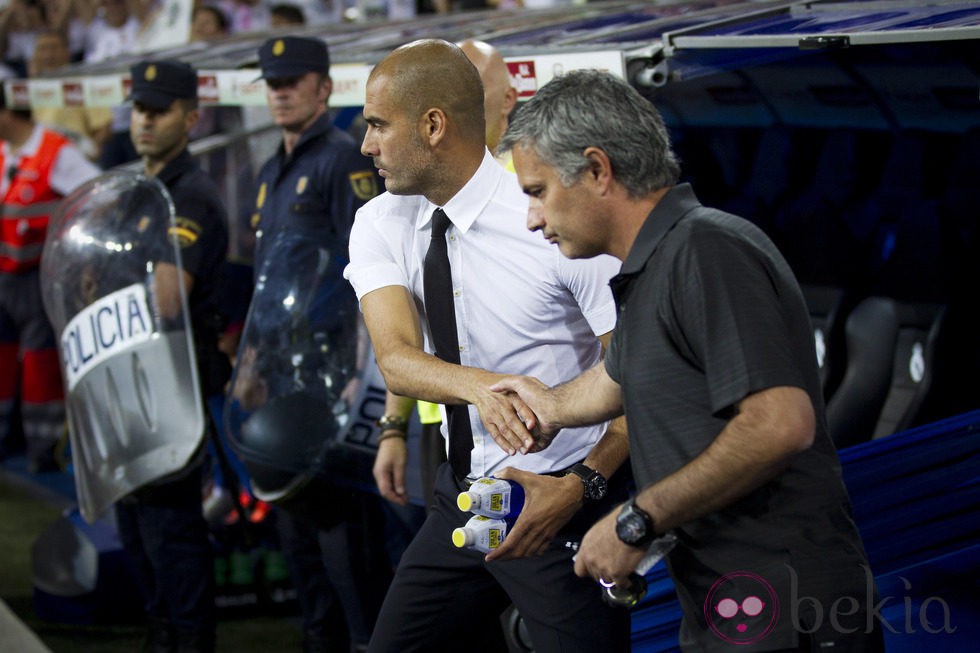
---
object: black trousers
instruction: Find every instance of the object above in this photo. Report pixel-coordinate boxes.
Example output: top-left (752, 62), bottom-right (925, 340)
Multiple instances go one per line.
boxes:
top-left (277, 491), bottom-right (392, 650)
top-left (367, 462), bottom-right (633, 653)
top-left (115, 463), bottom-right (214, 642)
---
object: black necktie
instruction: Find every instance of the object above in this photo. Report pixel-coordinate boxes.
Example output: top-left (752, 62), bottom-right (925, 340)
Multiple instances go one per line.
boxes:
top-left (423, 208), bottom-right (472, 479)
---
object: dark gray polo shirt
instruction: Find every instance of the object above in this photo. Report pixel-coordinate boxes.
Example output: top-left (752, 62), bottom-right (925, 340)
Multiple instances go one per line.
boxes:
top-left (606, 184), bottom-right (874, 650)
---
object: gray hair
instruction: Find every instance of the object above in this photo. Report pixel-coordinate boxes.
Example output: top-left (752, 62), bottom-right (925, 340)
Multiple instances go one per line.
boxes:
top-left (498, 70), bottom-right (680, 197)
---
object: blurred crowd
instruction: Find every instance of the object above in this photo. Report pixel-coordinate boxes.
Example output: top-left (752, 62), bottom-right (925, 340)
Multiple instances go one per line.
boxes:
top-left (0, 0), bottom-right (574, 166)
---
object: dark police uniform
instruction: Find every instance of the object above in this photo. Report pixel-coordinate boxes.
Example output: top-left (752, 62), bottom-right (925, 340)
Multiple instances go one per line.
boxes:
top-left (249, 111), bottom-right (378, 268)
top-left (244, 36), bottom-right (384, 653)
top-left (114, 59), bottom-right (229, 653)
top-left (159, 147), bottom-right (231, 394)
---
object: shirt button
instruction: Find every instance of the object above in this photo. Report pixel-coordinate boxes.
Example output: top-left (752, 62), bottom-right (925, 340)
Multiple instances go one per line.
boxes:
top-left (453, 290), bottom-right (461, 297)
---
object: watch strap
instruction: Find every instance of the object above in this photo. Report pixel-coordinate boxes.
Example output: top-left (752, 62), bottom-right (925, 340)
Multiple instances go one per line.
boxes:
top-left (566, 462), bottom-right (597, 483)
top-left (564, 462), bottom-right (606, 501)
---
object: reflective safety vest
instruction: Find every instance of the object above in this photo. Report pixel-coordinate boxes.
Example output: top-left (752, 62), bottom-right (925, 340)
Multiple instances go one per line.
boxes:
top-left (0, 129), bottom-right (71, 273)
top-left (417, 400), bottom-right (443, 425)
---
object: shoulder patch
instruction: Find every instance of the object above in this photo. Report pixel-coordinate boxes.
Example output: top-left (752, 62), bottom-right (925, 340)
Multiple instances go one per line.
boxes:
top-left (349, 170), bottom-right (379, 201)
top-left (169, 217), bottom-right (203, 248)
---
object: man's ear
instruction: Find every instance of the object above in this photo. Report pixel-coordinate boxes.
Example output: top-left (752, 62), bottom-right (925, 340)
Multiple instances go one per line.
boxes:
top-left (184, 107), bottom-right (200, 133)
top-left (319, 76), bottom-right (333, 105)
top-left (502, 87), bottom-right (518, 117)
top-left (583, 146), bottom-right (613, 192)
top-left (421, 107), bottom-right (448, 146)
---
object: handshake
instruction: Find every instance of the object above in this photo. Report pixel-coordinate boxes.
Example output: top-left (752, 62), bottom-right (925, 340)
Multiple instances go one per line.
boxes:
top-left (484, 369), bottom-right (613, 457)
top-left (481, 374), bottom-right (566, 456)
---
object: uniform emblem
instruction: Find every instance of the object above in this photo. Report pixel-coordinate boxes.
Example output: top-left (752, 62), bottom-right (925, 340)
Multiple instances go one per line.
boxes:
top-left (273, 40), bottom-right (285, 56)
top-left (349, 171), bottom-right (378, 201)
top-left (169, 217), bottom-right (203, 248)
top-left (296, 176), bottom-right (308, 195)
top-left (250, 212), bottom-right (261, 230)
top-left (256, 182), bottom-right (266, 209)
top-left (136, 215), bottom-right (151, 233)
top-left (145, 65), bottom-right (157, 81)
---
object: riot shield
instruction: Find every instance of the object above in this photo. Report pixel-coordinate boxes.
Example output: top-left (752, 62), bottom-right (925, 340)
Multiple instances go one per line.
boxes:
top-left (225, 227), bottom-right (387, 522)
top-left (40, 171), bottom-right (204, 524)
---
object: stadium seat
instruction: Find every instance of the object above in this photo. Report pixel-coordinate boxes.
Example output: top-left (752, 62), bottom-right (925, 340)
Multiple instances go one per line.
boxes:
top-left (826, 295), bottom-right (946, 447)
top-left (799, 283), bottom-right (850, 400)
top-left (871, 300), bottom-right (946, 439)
top-left (826, 296), bottom-right (898, 449)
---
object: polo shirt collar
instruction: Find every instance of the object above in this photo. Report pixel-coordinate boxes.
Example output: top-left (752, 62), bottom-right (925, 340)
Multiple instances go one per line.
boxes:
top-left (419, 149), bottom-right (497, 233)
top-left (620, 183), bottom-right (699, 276)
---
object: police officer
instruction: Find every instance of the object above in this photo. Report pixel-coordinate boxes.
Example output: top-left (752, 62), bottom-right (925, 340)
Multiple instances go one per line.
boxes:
top-left (246, 36), bottom-right (384, 653)
top-left (116, 58), bottom-right (230, 653)
top-left (249, 35), bottom-right (379, 265)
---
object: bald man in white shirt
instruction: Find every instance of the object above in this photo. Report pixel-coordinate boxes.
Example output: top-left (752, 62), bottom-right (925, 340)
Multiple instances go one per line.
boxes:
top-left (344, 39), bottom-right (631, 653)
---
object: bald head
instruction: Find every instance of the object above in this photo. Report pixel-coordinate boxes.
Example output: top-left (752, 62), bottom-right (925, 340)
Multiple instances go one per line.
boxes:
top-left (458, 39), bottom-right (517, 151)
top-left (362, 39), bottom-right (489, 204)
top-left (370, 39), bottom-right (486, 146)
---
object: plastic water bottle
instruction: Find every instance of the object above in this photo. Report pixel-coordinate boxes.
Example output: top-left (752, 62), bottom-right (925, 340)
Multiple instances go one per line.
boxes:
top-left (452, 515), bottom-right (509, 554)
top-left (456, 477), bottom-right (524, 521)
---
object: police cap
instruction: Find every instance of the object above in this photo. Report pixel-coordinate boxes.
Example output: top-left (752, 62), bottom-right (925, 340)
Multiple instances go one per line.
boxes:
top-left (257, 36), bottom-right (329, 80)
top-left (129, 60), bottom-right (198, 109)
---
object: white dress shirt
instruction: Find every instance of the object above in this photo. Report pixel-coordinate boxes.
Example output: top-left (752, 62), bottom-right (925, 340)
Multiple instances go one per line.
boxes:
top-left (345, 150), bottom-right (620, 477)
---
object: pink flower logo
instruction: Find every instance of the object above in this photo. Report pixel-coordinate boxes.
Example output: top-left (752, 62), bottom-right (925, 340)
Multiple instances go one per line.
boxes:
top-left (704, 571), bottom-right (780, 645)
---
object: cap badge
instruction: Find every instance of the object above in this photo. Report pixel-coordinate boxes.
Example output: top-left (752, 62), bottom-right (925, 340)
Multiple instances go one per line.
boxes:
top-left (145, 64), bottom-right (156, 81)
top-left (273, 40), bottom-right (285, 56)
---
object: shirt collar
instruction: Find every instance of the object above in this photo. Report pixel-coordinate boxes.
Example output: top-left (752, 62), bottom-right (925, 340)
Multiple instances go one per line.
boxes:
top-left (620, 183), bottom-right (699, 276)
top-left (286, 111), bottom-right (334, 159)
top-left (418, 149), bottom-right (499, 233)
top-left (3, 123), bottom-right (45, 160)
top-left (155, 148), bottom-right (194, 186)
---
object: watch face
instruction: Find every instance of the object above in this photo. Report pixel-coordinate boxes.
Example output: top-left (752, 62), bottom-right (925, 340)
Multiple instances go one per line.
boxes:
top-left (585, 475), bottom-right (607, 501)
top-left (570, 464), bottom-right (607, 501)
top-left (617, 511), bottom-right (647, 544)
top-left (616, 502), bottom-right (656, 547)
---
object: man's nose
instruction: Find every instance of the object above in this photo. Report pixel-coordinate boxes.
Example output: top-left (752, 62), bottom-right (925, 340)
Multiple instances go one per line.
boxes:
top-left (361, 132), bottom-right (376, 157)
top-left (526, 203), bottom-right (544, 231)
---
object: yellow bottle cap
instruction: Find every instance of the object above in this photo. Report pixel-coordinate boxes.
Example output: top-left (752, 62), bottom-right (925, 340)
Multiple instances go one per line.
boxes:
top-left (457, 491), bottom-right (475, 512)
top-left (451, 527), bottom-right (471, 548)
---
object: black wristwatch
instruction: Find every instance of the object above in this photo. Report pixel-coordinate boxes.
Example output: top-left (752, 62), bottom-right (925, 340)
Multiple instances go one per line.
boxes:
top-left (616, 498), bottom-right (657, 548)
top-left (563, 463), bottom-right (607, 502)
